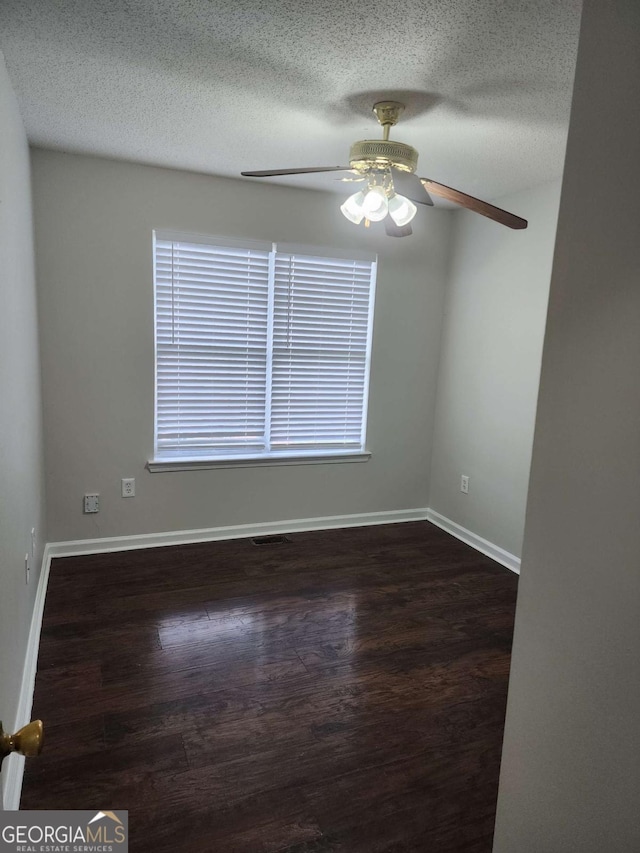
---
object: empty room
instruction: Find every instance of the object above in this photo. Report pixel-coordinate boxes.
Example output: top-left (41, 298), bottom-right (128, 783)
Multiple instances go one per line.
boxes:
top-left (1, 0), bottom-right (639, 850)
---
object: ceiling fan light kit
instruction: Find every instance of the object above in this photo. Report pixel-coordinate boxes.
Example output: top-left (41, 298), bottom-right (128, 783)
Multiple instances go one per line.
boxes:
top-left (241, 100), bottom-right (528, 236)
top-left (341, 186), bottom-right (418, 228)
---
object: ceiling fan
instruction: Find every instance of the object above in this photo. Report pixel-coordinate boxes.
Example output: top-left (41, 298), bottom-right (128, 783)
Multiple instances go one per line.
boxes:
top-left (241, 101), bottom-right (528, 237)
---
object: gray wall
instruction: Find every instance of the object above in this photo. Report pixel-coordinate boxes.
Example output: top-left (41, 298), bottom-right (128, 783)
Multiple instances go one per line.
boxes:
top-left (0, 53), bottom-right (46, 805)
top-left (31, 150), bottom-right (453, 542)
top-left (429, 181), bottom-right (561, 558)
top-left (494, 0), bottom-right (640, 849)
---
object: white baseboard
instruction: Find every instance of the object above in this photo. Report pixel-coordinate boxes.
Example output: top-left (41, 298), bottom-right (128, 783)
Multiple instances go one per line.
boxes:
top-left (426, 509), bottom-right (521, 575)
top-left (2, 545), bottom-right (53, 811)
top-left (47, 508), bottom-right (430, 559)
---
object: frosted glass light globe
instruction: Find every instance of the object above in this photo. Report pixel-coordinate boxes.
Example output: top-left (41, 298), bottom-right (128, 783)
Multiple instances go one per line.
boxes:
top-left (362, 186), bottom-right (389, 222)
top-left (388, 193), bottom-right (418, 226)
top-left (340, 190), bottom-right (366, 224)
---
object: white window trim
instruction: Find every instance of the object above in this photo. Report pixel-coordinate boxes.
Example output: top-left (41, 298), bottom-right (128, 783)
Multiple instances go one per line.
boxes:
top-left (147, 450), bottom-right (371, 473)
top-left (150, 231), bottom-right (377, 471)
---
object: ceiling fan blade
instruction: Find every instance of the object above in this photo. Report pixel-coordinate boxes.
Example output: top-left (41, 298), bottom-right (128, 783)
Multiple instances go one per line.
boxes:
top-left (241, 166), bottom-right (352, 177)
top-left (391, 168), bottom-right (434, 206)
top-left (385, 219), bottom-right (413, 238)
top-left (421, 179), bottom-right (528, 229)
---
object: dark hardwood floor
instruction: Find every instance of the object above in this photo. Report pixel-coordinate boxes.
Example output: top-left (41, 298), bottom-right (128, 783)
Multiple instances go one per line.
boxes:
top-left (22, 521), bottom-right (518, 852)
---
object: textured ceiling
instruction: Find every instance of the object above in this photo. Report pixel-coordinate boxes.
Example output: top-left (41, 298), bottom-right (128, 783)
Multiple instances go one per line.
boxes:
top-left (0, 0), bottom-right (582, 202)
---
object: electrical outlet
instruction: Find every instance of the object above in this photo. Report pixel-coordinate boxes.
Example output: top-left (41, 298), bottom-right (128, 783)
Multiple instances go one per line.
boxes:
top-left (121, 477), bottom-right (135, 498)
top-left (84, 493), bottom-right (100, 513)
top-left (461, 475), bottom-right (470, 494)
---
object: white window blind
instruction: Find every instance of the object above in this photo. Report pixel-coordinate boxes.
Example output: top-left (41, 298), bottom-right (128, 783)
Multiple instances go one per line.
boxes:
top-left (154, 233), bottom-right (377, 462)
top-left (272, 252), bottom-right (374, 451)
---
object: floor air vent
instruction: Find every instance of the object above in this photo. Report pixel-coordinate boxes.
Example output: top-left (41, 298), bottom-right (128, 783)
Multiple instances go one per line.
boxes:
top-left (251, 534), bottom-right (291, 546)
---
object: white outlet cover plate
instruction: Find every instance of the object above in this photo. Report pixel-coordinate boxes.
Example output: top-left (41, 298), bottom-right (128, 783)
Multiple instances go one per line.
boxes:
top-left (121, 478), bottom-right (136, 497)
top-left (84, 494), bottom-right (100, 513)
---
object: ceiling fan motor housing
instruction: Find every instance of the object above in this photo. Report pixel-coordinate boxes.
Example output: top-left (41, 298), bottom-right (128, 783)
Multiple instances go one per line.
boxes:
top-left (349, 139), bottom-right (419, 173)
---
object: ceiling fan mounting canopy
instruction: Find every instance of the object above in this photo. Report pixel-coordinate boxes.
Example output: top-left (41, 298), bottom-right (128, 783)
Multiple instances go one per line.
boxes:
top-left (372, 100), bottom-right (405, 127)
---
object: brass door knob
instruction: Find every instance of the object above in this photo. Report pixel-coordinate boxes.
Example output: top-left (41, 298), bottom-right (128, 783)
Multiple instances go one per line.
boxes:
top-left (0, 720), bottom-right (44, 764)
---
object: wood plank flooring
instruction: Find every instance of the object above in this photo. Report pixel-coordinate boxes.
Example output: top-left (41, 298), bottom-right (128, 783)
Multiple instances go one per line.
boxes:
top-left (21, 521), bottom-right (518, 852)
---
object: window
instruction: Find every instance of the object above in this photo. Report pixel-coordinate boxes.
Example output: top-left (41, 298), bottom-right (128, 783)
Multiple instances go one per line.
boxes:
top-left (151, 232), bottom-right (377, 469)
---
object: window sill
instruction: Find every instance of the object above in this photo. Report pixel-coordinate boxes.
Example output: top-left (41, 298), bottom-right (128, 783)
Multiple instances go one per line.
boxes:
top-left (147, 451), bottom-right (372, 473)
